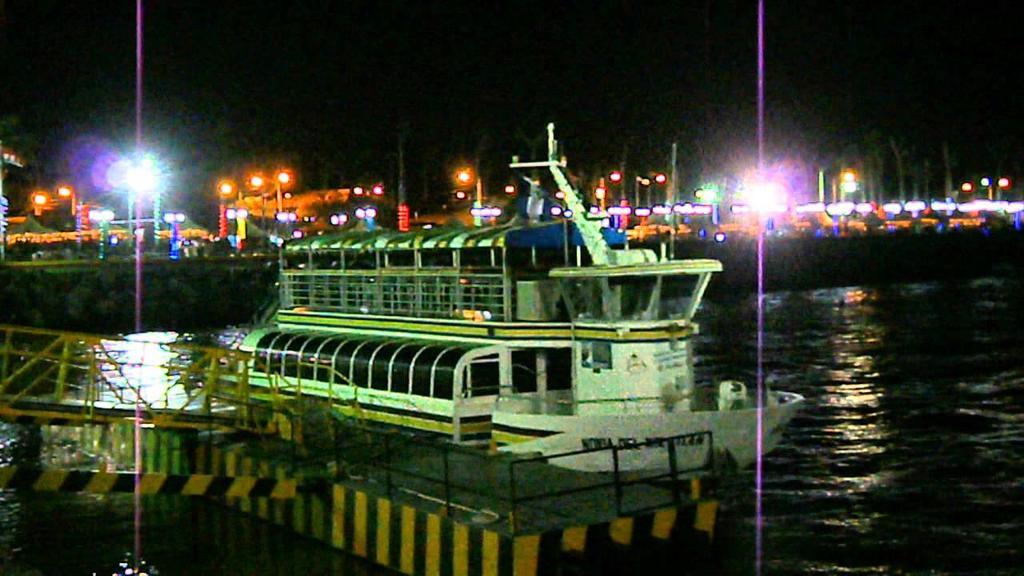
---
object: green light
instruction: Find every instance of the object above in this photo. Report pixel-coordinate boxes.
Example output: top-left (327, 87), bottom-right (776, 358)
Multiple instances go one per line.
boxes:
top-left (694, 183), bottom-right (721, 203)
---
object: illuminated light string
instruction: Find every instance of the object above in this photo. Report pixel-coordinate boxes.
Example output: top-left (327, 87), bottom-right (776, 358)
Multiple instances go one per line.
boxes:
top-left (470, 206), bottom-right (503, 218)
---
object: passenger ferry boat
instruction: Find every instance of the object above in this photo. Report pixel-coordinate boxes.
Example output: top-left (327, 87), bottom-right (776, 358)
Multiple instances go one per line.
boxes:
top-left (241, 124), bottom-right (804, 473)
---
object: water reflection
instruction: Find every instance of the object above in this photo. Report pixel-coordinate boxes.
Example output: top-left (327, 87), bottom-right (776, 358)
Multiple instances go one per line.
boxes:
top-left (96, 331), bottom-right (200, 410)
top-left (1, 419), bottom-right (379, 575)
top-left (705, 277), bottom-right (1024, 575)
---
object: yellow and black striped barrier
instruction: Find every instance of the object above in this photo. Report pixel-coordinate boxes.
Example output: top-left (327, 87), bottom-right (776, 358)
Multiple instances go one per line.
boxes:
top-left (0, 465), bottom-right (297, 499)
top-left (220, 480), bottom-right (716, 576)
top-left (194, 443), bottom-right (721, 576)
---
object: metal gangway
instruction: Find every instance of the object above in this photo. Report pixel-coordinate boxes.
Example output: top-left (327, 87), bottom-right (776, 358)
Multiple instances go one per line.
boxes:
top-left (0, 325), bottom-right (284, 432)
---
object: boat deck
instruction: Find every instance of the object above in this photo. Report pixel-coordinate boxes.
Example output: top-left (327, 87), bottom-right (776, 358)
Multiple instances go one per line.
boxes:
top-left (248, 423), bottom-right (701, 535)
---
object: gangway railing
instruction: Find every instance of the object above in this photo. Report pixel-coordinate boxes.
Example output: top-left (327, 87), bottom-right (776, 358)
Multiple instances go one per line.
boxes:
top-left (0, 325), bottom-right (286, 432)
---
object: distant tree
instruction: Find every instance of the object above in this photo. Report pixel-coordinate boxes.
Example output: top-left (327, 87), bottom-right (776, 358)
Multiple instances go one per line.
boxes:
top-left (941, 142), bottom-right (954, 198)
top-left (986, 135), bottom-right (1021, 183)
top-left (861, 130), bottom-right (886, 202)
top-left (0, 115), bottom-right (36, 163)
top-left (919, 157), bottom-right (932, 199)
top-left (888, 136), bottom-right (908, 202)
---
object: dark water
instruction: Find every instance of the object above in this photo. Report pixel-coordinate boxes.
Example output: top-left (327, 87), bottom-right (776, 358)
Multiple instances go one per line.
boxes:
top-left (4, 277), bottom-right (1024, 574)
top-left (702, 276), bottom-right (1024, 575)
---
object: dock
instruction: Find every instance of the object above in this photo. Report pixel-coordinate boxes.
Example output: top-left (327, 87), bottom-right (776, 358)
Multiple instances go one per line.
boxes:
top-left (0, 324), bottom-right (720, 575)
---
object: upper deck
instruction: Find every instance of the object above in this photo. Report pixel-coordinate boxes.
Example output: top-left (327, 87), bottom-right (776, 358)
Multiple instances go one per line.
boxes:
top-left (279, 222), bottom-right (720, 329)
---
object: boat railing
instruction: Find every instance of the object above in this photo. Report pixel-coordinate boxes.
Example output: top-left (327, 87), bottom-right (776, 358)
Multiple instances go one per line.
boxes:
top-left (280, 269), bottom-right (509, 321)
top-left (320, 417), bottom-right (714, 534)
top-left (494, 390), bottom-right (576, 416)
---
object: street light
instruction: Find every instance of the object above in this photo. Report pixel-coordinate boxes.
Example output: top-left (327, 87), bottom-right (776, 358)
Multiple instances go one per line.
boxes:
top-left (57, 184), bottom-right (76, 212)
top-left (115, 154), bottom-right (162, 246)
top-left (32, 192), bottom-right (49, 216)
top-left (455, 167), bottom-right (484, 226)
top-left (274, 170), bottom-right (292, 213)
top-left (162, 212), bottom-right (186, 259)
top-left (218, 180), bottom-right (236, 198)
top-left (840, 170), bottom-right (858, 198)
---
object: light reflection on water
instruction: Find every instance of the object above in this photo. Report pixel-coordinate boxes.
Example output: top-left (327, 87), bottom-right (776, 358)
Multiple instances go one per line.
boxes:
top-left (0, 330), bottom-right (381, 576)
top-left (704, 278), bottom-right (1024, 575)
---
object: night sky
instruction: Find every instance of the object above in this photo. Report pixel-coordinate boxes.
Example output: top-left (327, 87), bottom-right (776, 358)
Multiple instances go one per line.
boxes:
top-left (2, 1), bottom-right (1022, 216)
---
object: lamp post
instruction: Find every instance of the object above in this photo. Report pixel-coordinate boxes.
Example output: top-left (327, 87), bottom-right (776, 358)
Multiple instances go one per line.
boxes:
top-left (162, 212), bottom-right (185, 259)
top-left (57, 185), bottom-right (83, 251)
top-left (227, 208), bottom-right (248, 252)
top-left (247, 170), bottom-right (293, 245)
top-left (247, 174), bottom-right (266, 229)
top-left (998, 177), bottom-right (1011, 200)
top-left (124, 155), bottom-right (159, 248)
top-left (456, 168), bottom-right (483, 227)
top-left (89, 209), bottom-right (115, 260)
top-left (274, 170), bottom-right (292, 244)
top-left (217, 180), bottom-right (235, 238)
top-left (839, 170), bottom-right (858, 202)
top-left (275, 170), bottom-right (291, 213)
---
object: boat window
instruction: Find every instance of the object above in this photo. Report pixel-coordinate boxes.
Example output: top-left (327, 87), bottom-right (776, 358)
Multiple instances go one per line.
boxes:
top-left (420, 251), bottom-right (454, 268)
top-left (547, 348), bottom-right (572, 390)
top-left (411, 347), bottom-right (441, 396)
top-left (431, 348), bottom-right (460, 399)
top-left (280, 334), bottom-right (314, 378)
top-left (344, 251), bottom-right (377, 270)
top-left (312, 253), bottom-right (339, 270)
top-left (255, 332), bottom-right (281, 351)
top-left (508, 349), bottom-right (572, 393)
top-left (559, 271), bottom-right (706, 322)
top-left (387, 251), bottom-right (415, 267)
top-left (311, 337), bottom-right (347, 384)
top-left (351, 341), bottom-right (382, 390)
top-left (369, 342), bottom-right (400, 390)
top-left (387, 344), bottom-right (418, 394)
top-left (296, 335), bottom-right (329, 381)
top-left (511, 350), bottom-right (537, 393)
top-left (255, 332), bottom-right (291, 374)
top-left (460, 249), bottom-right (494, 269)
top-left (580, 341), bottom-right (612, 370)
top-left (658, 275), bottom-right (699, 319)
top-left (283, 255), bottom-right (306, 270)
top-left (465, 355), bottom-right (500, 397)
top-left (333, 340), bottom-right (366, 385)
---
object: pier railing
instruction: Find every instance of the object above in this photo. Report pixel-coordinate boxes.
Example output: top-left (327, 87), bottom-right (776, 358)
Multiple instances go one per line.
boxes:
top-left (323, 418), bottom-right (714, 534)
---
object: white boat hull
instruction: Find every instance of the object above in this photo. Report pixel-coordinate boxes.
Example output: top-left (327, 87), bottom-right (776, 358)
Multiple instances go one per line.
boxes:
top-left (496, 392), bottom-right (804, 474)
